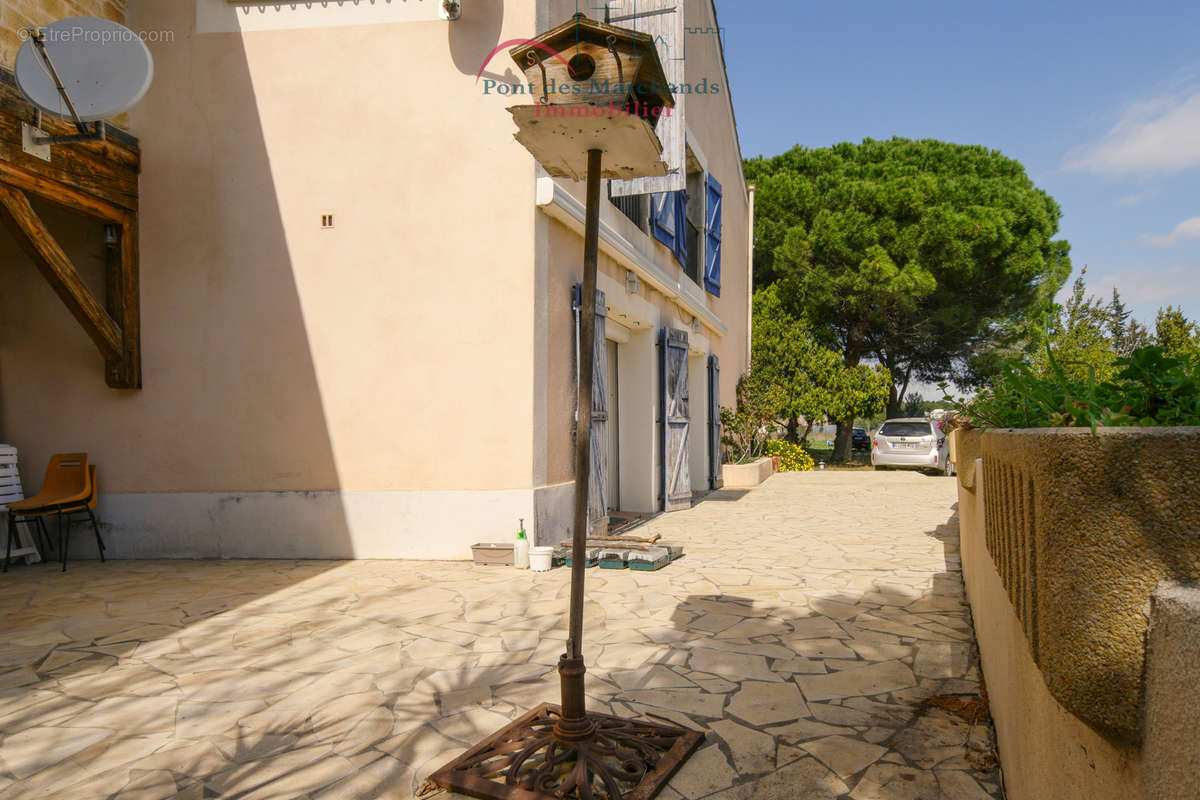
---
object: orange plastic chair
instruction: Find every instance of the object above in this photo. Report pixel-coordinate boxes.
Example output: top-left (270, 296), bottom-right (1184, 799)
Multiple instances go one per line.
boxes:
top-left (7, 454), bottom-right (89, 512)
top-left (4, 455), bottom-right (105, 572)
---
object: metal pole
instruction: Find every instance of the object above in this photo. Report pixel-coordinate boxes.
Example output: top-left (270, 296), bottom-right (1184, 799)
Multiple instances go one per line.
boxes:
top-left (558, 147), bottom-right (603, 732)
top-left (429, 139), bottom-right (704, 800)
top-left (28, 29), bottom-right (87, 133)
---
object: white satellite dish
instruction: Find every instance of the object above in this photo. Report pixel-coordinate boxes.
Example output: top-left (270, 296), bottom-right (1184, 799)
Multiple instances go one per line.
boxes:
top-left (13, 16), bottom-right (153, 146)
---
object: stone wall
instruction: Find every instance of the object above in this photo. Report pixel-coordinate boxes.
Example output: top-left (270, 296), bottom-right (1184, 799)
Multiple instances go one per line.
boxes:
top-left (956, 438), bottom-right (1200, 800)
top-left (980, 426), bottom-right (1200, 742)
top-left (1, 1), bottom-right (126, 68)
top-left (957, 460), bottom-right (1142, 800)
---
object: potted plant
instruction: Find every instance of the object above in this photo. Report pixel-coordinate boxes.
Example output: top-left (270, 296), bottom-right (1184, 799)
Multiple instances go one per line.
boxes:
top-left (719, 372), bottom-right (785, 487)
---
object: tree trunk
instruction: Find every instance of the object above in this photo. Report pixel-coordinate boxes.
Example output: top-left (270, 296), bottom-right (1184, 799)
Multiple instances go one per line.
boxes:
top-left (837, 338), bottom-right (864, 460)
top-left (885, 363), bottom-right (914, 419)
top-left (832, 419), bottom-right (854, 462)
top-left (800, 419), bottom-right (813, 446)
top-left (786, 416), bottom-right (800, 444)
top-left (886, 383), bottom-right (901, 419)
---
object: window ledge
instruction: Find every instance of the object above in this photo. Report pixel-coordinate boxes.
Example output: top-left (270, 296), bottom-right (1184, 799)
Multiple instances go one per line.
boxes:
top-left (536, 177), bottom-right (728, 338)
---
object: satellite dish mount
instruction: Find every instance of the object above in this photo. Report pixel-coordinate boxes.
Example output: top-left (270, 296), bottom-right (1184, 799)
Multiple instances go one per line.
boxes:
top-left (24, 27), bottom-right (106, 145)
top-left (14, 16), bottom-right (154, 158)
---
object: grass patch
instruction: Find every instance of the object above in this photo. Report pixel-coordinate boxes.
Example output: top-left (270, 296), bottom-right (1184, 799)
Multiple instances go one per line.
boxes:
top-left (801, 442), bottom-right (872, 469)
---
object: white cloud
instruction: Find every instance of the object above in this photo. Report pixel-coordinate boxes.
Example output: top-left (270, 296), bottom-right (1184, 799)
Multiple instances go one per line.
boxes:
top-left (1071, 265), bottom-right (1200, 310)
top-left (1141, 216), bottom-right (1200, 248)
top-left (1114, 193), bottom-right (1144, 208)
top-left (1114, 188), bottom-right (1159, 208)
top-left (1065, 90), bottom-right (1200, 174)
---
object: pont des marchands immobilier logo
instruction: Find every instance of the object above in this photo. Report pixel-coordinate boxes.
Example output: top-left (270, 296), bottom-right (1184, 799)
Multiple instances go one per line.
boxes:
top-left (475, 38), bottom-right (723, 102)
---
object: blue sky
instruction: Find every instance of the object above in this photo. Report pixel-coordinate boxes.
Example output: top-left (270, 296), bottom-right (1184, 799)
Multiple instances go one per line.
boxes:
top-left (716, 0), bottom-right (1200, 329)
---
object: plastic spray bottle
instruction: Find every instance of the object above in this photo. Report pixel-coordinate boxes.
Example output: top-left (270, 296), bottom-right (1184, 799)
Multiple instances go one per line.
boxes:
top-left (514, 518), bottom-right (530, 569)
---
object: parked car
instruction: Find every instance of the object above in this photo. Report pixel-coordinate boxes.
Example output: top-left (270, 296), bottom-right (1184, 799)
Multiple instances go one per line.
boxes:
top-left (871, 418), bottom-right (954, 475)
top-left (851, 427), bottom-right (871, 451)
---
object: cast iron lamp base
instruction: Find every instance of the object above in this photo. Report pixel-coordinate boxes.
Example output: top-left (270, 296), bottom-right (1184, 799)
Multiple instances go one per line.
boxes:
top-left (427, 701), bottom-right (704, 800)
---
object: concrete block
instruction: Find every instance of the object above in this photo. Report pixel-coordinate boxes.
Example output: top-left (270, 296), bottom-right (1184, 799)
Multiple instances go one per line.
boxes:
top-left (721, 457), bottom-right (773, 488)
top-left (598, 548), bottom-right (630, 569)
top-left (629, 546), bottom-right (670, 571)
top-left (1143, 582), bottom-right (1200, 800)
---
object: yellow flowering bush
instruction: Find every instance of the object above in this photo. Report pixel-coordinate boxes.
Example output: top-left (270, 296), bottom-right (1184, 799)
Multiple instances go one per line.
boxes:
top-left (764, 439), bottom-right (815, 471)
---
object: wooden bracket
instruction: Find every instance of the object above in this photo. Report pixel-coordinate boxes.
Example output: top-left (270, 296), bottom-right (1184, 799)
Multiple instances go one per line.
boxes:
top-left (0, 68), bottom-right (141, 388)
top-left (0, 185), bottom-right (140, 388)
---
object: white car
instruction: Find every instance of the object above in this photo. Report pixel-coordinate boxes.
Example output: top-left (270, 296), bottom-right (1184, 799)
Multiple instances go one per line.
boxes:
top-left (871, 418), bottom-right (954, 475)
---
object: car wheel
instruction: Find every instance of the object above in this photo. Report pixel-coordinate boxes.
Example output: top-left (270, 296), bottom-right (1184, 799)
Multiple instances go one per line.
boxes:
top-left (943, 460), bottom-right (955, 477)
top-left (874, 465), bottom-right (887, 471)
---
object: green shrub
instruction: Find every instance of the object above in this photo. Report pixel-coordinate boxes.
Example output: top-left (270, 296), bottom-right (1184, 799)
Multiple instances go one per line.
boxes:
top-left (951, 345), bottom-right (1200, 431)
top-left (721, 372), bottom-right (787, 464)
top-left (764, 439), bottom-right (815, 471)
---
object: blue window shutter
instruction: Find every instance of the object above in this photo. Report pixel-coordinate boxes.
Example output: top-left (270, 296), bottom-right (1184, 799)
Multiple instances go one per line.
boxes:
top-left (651, 192), bottom-right (676, 252)
top-left (704, 174), bottom-right (723, 296)
top-left (674, 189), bottom-right (688, 267)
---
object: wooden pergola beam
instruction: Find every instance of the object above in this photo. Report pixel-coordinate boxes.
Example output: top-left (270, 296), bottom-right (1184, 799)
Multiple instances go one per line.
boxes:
top-left (0, 159), bottom-right (128, 223)
top-left (0, 184), bottom-right (122, 361)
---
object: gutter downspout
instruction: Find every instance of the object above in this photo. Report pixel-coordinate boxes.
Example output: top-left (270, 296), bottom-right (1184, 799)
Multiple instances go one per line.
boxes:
top-left (746, 184), bottom-right (756, 370)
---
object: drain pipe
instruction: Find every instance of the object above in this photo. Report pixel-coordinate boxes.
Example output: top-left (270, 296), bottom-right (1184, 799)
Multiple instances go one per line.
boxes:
top-left (746, 183), bottom-right (756, 369)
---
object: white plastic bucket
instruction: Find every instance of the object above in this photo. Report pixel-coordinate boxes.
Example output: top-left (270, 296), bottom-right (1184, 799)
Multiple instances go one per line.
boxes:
top-left (529, 546), bottom-right (555, 572)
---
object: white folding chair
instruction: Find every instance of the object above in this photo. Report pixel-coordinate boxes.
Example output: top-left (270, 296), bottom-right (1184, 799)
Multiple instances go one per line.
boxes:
top-left (0, 445), bottom-right (42, 565)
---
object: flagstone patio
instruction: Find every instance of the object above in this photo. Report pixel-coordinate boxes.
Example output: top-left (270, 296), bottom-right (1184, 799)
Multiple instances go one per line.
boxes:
top-left (0, 471), bottom-right (1002, 799)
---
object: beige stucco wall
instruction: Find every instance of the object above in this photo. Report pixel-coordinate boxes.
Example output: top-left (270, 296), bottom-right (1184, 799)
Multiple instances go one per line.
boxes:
top-left (543, 215), bottom-right (579, 488)
top-left (2, 0), bottom-right (540, 495)
top-left (0, 0), bottom-right (749, 554)
top-left (682, 0), bottom-right (750, 389)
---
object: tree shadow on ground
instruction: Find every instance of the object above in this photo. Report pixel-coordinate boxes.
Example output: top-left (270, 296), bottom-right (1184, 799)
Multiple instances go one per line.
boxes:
top-left (609, 511), bottom-right (1003, 799)
top-left (0, 561), bottom-right (574, 799)
top-left (691, 489), bottom-right (751, 505)
top-left (0, 507), bottom-right (1004, 800)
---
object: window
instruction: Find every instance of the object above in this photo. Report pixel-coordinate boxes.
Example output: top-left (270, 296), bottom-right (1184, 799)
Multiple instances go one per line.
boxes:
top-left (609, 189), bottom-right (647, 232)
top-left (878, 421), bottom-right (935, 438)
top-left (612, 142), bottom-right (722, 299)
top-left (685, 162), bottom-right (704, 285)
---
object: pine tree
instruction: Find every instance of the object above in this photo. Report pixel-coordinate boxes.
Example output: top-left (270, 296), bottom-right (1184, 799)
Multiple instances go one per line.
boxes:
top-left (1107, 287), bottom-right (1148, 357)
top-left (1155, 306), bottom-right (1200, 360)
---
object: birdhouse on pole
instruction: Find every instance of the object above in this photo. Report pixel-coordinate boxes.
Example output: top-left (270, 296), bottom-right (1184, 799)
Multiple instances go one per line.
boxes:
top-left (506, 13), bottom-right (676, 182)
top-left (510, 13), bottom-right (674, 126)
top-left (428, 15), bottom-right (705, 800)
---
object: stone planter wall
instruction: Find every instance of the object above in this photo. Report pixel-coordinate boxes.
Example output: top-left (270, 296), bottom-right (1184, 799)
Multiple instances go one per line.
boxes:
top-left (957, 463), bottom-right (1143, 800)
top-left (958, 446), bottom-right (1200, 800)
top-left (979, 427), bottom-right (1200, 743)
top-left (721, 457), bottom-right (774, 488)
